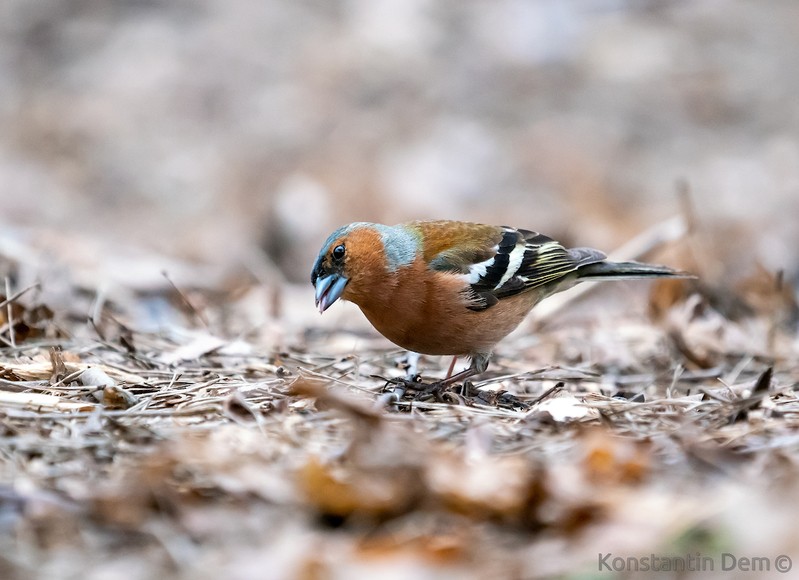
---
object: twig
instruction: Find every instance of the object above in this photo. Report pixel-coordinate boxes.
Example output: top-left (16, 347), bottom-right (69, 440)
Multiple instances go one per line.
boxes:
top-left (1, 405), bottom-right (223, 421)
top-left (89, 286), bottom-right (107, 334)
top-left (162, 270), bottom-right (210, 328)
top-left (528, 382), bottom-right (565, 406)
top-left (0, 390), bottom-right (96, 412)
top-left (5, 278), bottom-right (15, 347)
top-left (299, 367), bottom-right (378, 394)
top-left (0, 282), bottom-right (40, 311)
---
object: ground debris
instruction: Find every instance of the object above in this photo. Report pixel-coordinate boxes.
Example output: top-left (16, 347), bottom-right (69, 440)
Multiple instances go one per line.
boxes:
top-left (0, 259), bottom-right (797, 579)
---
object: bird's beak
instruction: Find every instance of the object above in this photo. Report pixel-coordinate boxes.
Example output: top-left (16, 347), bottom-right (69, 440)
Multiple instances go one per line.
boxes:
top-left (314, 274), bottom-right (348, 313)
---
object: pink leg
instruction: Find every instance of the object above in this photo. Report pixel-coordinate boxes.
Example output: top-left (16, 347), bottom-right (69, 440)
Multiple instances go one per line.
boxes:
top-left (445, 356), bottom-right (458, 380)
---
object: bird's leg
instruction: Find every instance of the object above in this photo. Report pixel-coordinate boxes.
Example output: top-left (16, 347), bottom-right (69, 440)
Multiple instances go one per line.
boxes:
top-left (403, 351), bottom-right (421, 381)
top-left (438, 353), bottom-right (489, 387)
top-left (445, 356), bottom-right (458, 380)
top-left (436, 364), bottom-right (477, 389)
top-left (373, 352), bottom-right (421, 409)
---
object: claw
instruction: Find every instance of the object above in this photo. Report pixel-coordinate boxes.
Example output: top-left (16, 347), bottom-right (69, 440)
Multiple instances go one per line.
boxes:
top-left (371, 369), bottom-right (526, 410)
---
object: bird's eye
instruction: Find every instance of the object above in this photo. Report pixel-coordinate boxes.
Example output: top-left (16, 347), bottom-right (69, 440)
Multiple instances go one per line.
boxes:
top-left (332, 244), bottom-right (346, 261)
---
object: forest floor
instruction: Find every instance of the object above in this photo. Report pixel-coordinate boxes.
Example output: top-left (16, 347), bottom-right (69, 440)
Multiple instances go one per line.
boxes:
top-left (1, 225), bottom-right (798, 580)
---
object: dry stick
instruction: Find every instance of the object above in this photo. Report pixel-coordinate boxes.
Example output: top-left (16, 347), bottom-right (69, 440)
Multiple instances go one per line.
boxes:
top-left (528, 382), bottom-right (565, 407)
top-left (0, 278), bottom-right (31, 348)
top-left (0, 326), bottom-right (12, 348)
top-left (474, 366), bottom-right (600, 388)
top-left (4, 278), bottom-right (15, 347)
top-left (309, 354), bottom-right (357, 374)
top-left (0, 379), bottom-right (49, 392)
top-left (676, 180), bottom-right (706, 275)
top-left (0, 390), bottom-right (96, 412)
top-left (2, 405), bottom-right (223, 421)
top-left (299, 367), bottom-right (376, 394)
top-left (767, 270), bottom-right (784, 354)
top-left (89, 286), bottom-right (107, 333)
top-left (530, 215), bottom-right (689, 325)
top-left (0, 282), bottom-right (40, 311)
top-left (392, 398), bottom-right (524, 418)
top-left (162, 271), bottom-right (210, 328)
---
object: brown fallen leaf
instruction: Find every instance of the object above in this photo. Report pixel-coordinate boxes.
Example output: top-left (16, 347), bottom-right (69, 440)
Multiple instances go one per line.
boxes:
top-left (426, 452), bottom-right (545, 526)
top-left (298, 456), bottom-right (421, 521)
top-left (581, 428), bottom-right (651, 486)
top-left (92, 385), bottom-right (139, 409)
top-left (355, 531), bottom-right (472, 567)
top-left (289, 375), bottom-right (380, 426)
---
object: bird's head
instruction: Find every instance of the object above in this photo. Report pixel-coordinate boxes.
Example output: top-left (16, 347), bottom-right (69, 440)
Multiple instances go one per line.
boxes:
top-left (311, 224), bottom-right (354, 313)
top-left (311, 222), bottom-right (419, 313)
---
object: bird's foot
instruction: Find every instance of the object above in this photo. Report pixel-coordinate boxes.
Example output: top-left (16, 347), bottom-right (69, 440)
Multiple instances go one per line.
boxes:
top-left (373, 374), bottom-right (454, 403)
top-left (373, 375), bottom-right (526, 408)
top-left (411, 380), bottom-right (452, 403)
top-left (376, 374), bottom-right (423, 390)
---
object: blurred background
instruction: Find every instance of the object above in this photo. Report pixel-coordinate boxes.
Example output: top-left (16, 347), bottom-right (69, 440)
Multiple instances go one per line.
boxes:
top-left (1, 0), bottom-right (798, 289)
top-left (4, 5), bottom-right (799, 578)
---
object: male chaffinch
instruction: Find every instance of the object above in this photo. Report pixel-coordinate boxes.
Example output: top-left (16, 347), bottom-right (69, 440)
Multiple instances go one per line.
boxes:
top-left (311, 220), bottom-right (687, 388)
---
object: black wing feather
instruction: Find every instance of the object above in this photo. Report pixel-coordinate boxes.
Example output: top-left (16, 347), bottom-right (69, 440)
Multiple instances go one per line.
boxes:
top-left (466, 231), bottom-right (607, 310)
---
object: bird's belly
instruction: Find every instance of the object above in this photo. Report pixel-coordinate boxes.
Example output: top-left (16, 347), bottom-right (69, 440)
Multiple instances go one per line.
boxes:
top-left (359, 291), bottom-right (540, 356)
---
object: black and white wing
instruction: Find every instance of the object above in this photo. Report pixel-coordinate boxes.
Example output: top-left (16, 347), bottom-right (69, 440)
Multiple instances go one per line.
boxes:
top-left (458, 227), bottom-right (606, 311)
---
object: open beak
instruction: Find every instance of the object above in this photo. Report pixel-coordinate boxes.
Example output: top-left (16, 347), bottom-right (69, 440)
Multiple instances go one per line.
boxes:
top-left (314, 274), bottom-right (348, 313)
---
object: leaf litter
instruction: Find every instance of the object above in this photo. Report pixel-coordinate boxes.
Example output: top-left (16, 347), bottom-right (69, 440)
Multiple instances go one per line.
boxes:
top-left (0, 225), bottom-right (798, 579)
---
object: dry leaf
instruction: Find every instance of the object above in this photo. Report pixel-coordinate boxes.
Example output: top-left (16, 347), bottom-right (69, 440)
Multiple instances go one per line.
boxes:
top-left (298, 457), bottom-right (421, 521)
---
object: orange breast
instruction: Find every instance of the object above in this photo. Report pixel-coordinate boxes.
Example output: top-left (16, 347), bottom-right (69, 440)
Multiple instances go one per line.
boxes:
top-left (348, 258), bottom-right (542, 356)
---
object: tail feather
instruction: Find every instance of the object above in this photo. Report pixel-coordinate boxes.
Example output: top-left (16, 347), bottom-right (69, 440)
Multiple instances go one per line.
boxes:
top-left (576, 260), bottom-right (693, 281)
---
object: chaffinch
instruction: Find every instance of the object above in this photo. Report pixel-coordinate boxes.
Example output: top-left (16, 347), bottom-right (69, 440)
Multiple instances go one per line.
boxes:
top-left (311, 220), bottom-right (687, 388)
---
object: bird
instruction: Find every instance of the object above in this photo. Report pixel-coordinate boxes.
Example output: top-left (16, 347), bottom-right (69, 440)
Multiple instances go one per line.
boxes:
top-left (311, 220), bottom-right (689, 390)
